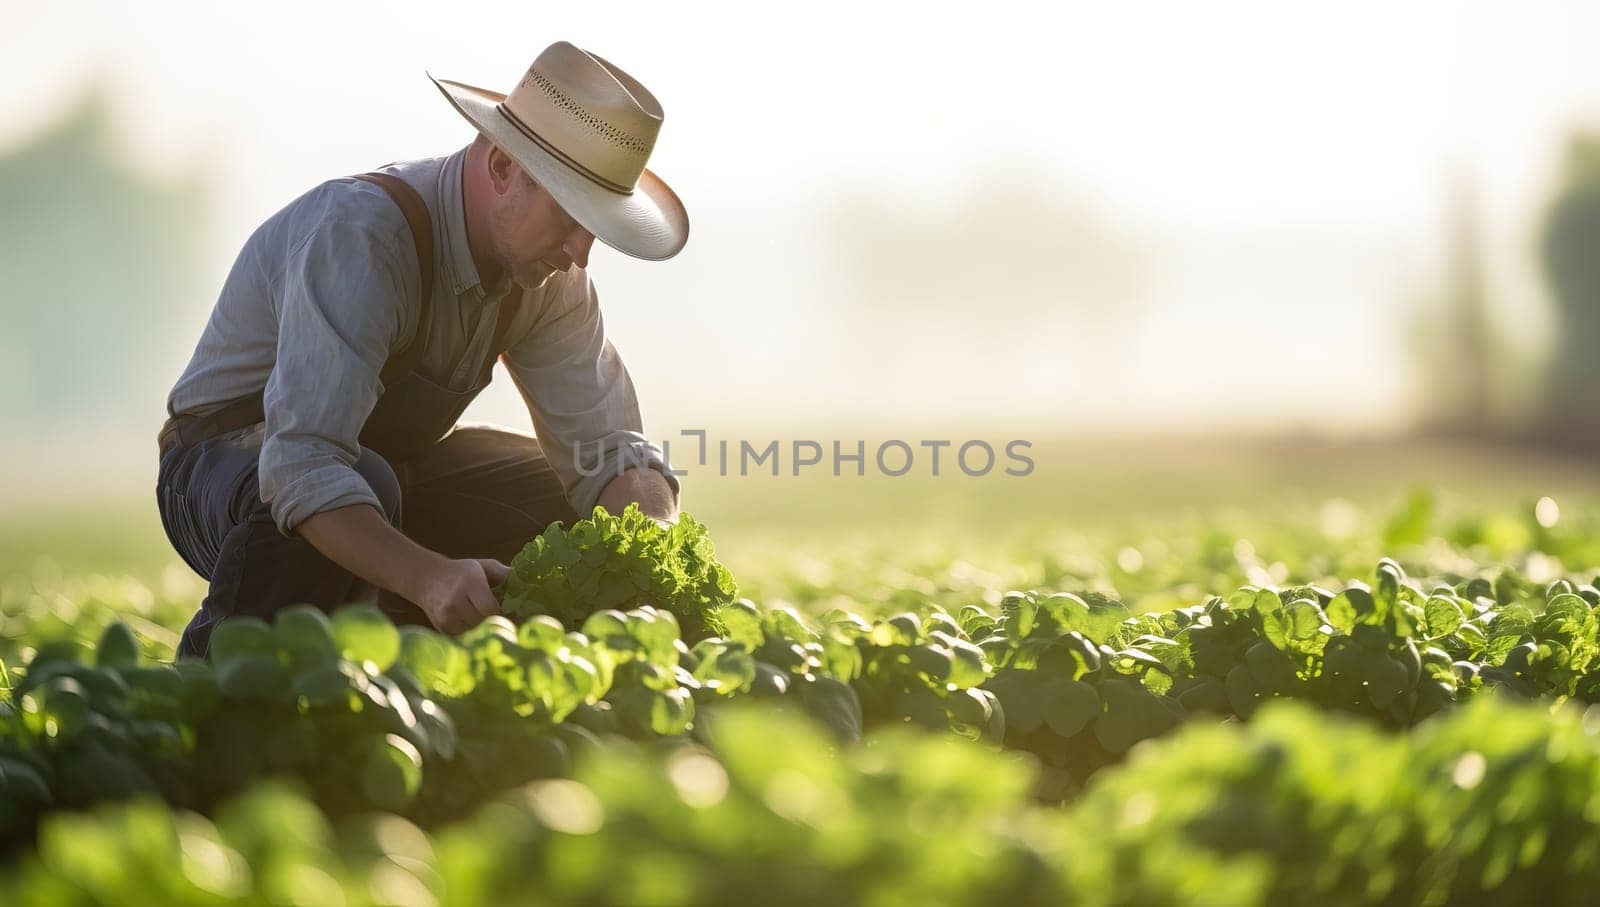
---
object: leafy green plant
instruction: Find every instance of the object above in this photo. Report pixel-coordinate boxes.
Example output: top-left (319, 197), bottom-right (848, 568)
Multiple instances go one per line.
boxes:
top-left (8, 697), bottom-right (1600, 906)
top-left (12, 495), bottom-right (1600, 902)
top-left (500, 505), bottom-right (737, 640)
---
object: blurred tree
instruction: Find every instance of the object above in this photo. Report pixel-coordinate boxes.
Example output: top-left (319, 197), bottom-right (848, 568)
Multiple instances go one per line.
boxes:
top-left (0, 84), bottom-right (210, 437)
top-left (1538, 133), bottom-right (1600, 449)
top-left (1414, 170), bottom-right (1495, 438)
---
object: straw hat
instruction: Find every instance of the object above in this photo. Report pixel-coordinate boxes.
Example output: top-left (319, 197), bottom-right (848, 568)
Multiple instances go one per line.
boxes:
top-left (429, 41), bottom-right (688, 260)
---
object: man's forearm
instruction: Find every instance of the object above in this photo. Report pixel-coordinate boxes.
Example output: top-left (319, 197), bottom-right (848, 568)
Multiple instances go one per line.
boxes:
top-left (596, 466), bottom-right (679, 522)
top-left (297, 503), bottom-right (445, 601)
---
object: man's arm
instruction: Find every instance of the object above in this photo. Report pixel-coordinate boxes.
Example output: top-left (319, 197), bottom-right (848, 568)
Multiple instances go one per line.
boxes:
top-left (297, 504), bottom-right (506, 634)
top-left (257, 217), bottom-right (405, 538)
top-left (258, 196), bottom-right (505, 632)
top-left (502, 268), bottom-right (681, 521)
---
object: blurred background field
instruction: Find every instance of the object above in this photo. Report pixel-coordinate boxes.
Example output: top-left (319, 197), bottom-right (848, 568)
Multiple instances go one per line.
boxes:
top-left (5, 437), bottom-right (1599, 576)
top-left (7, 436), bottom-right (1600, 665)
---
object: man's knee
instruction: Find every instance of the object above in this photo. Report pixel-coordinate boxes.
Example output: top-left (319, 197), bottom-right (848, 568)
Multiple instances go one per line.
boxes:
top-left (353, 447), bottom-right (403, 526)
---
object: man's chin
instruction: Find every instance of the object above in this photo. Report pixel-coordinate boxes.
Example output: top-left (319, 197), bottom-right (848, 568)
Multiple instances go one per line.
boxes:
top-left (515, 263), bottom-right (557, 291)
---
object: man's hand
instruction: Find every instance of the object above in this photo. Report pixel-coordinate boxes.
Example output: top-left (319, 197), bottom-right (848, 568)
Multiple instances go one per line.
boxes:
top-left (408, 557), bottom-right (509, 635)
top-left (299, 504), bottom-right (510, 636)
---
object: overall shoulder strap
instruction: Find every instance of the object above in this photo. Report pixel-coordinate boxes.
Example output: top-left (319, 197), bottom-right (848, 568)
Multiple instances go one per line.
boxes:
top-left (350, 171), bottom-right (435, 388)
top-left (478, 289), bottom-right (527, 384)
top-left (165, 170), bottom-right (440, 451)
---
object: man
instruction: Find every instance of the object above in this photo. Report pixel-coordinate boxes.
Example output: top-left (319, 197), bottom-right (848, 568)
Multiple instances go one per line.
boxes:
top-left (156, 41), bottom-right (687, 657)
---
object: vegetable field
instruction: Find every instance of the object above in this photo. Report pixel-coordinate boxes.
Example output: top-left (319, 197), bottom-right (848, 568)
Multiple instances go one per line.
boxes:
top-left (4, 442), bottom-right (1600, 905)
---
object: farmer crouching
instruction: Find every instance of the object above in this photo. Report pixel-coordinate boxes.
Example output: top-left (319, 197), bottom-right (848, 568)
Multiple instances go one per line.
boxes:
top-left (156, 41), bottom-right (686, 658)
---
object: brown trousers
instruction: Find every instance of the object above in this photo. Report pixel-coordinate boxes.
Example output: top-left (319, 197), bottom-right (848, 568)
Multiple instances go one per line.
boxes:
top-left (157, 424), bottom-right (578, 658)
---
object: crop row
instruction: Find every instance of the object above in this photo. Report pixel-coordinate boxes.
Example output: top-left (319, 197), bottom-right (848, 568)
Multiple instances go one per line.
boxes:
top-left (3, 694), bottom-right (1597, 906)
top-left (3, 544), bottom-right (1598, 850)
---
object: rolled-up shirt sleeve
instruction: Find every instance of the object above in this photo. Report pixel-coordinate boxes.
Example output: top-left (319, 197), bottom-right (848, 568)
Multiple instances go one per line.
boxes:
top-left (258, 217), bottom-right (412, 537)
top-left (502, 268), bottom-right (678, 515)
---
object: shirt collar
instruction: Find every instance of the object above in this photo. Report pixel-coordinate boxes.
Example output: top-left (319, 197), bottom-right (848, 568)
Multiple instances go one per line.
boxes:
top-left (438, 145), bottom-right (513, 303)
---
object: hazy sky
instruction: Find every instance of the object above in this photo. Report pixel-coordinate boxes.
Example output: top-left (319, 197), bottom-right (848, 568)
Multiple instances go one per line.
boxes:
top-left (6, 0), bottom-right (1600, 448)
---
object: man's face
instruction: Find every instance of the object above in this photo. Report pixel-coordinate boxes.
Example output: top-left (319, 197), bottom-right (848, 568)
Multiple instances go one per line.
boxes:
top-left (488, 155), bottom-right (597, 291)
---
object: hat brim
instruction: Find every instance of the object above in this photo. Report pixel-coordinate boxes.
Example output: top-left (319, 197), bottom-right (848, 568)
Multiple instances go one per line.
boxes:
top-left (429, 73), bottom-right (689, 261)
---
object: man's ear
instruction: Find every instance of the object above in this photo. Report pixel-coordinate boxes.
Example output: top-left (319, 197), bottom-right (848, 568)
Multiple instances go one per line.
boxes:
top-left (486, 145), bottom-right (518, 195)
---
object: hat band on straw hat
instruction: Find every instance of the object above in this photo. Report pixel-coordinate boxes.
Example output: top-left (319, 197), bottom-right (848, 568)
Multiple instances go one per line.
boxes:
top-left (495, 103), bottom-right (636, 196)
